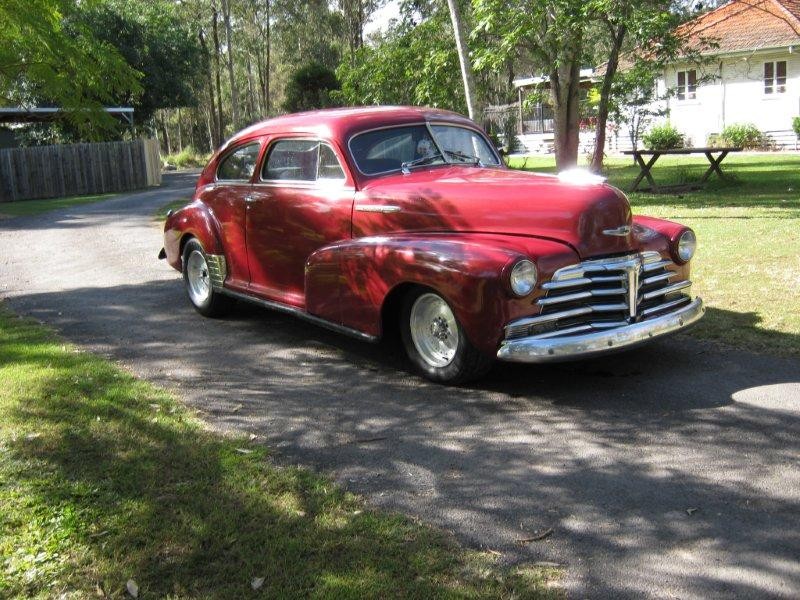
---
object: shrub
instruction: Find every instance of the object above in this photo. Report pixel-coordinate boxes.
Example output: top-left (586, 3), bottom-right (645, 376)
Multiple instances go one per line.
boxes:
top-left (720, 123), bottom-right (764, 149)
top-left (642, 123), bottom-right (684, 150)
top-left (162, 146), bottom-right (210, 169)
top-left (793, 117), bottom-right (800, 138)
top-left (282, 62), bottom-right (341, 113)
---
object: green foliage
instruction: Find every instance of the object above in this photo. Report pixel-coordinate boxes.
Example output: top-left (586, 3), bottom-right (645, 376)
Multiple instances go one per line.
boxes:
top-left (720, 123), bottom-right (764, 149)
top-left (642, 123), bottom-right (685, 150)
top-left (162, 146), bottom-right (211, 169)
top-left (609, 67), bottom-right (669, 150)
top-left (282, 62), bottom-right (341, 113)
top-left (792, 116), bottom-right (800, 138)
top-left (335, 12), bottom-right (466, 112)
top-left (74, 0), bottom-right (204, 125)
top-left (0, 0), bottom-right (142, 140)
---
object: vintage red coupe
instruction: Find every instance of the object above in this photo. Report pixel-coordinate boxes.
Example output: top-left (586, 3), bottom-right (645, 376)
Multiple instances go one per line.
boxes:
top-left (160, 106), bottom-right (704, 383)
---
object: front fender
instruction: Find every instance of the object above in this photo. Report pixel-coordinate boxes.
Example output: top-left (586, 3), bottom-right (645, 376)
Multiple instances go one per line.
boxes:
top-left (306, 234), bottom-right (577, 355)
top-left (163, 201), bottom-right (225, 271)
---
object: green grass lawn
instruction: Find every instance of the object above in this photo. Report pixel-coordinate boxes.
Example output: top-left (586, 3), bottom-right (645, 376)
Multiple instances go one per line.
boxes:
top-left (0, 193), bottom-right (115, 218)
top-left (507, 153), bottom-right (800, 357)
top-left (0, 306), bottom-right (560, 599)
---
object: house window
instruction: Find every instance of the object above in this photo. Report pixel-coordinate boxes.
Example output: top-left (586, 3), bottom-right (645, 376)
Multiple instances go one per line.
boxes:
top-left (764, 61), bottom-right (787, 94)
top-left (676, 69), bottom-right (697, 101)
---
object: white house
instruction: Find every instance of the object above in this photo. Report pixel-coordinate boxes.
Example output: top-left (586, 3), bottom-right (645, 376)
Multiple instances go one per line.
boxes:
top-left (652, 0), bottom-right (800, 148)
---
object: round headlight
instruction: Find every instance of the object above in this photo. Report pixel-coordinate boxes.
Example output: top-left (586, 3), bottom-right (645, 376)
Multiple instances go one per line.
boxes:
top-left (676, 229), bottom-right (696, 263)
top-left (510, 260), bottom-right (538, 297)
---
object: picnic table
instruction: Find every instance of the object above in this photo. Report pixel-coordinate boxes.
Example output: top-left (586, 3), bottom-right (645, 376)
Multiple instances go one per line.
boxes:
top-left (623, 147), bottom-right (742, 193)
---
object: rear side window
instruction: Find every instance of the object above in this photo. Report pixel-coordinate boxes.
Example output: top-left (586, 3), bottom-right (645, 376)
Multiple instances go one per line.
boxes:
top-left (262, 140), bottom-right (345, 182)
top-left (217, 143), bottom-right (261, 181)
top-left (318, 144), bottom-right (345, 180)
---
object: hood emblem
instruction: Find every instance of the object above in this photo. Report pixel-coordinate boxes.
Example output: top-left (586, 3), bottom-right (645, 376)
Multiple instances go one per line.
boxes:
top-left (603, 225), bottom-right (632, 237)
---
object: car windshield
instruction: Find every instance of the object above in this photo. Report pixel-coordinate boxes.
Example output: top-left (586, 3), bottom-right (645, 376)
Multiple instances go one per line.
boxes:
top-left (349, 124), bottom-right (500, 176)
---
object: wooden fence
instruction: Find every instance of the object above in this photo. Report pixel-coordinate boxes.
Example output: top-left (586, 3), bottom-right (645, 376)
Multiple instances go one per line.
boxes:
top-left (0, 138), bottom-right (161, 202)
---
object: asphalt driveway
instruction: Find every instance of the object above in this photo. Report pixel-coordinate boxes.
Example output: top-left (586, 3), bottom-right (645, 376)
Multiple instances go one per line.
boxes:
top-left (1, 173), bottom-right (798, 599)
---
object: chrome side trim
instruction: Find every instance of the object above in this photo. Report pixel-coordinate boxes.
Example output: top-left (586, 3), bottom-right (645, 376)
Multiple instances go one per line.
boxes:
top-left (218, 288), bottom-right (379, 343)
top-left (355, 204), bottom-right (402, 213)
top-left (497, 298), bottom-right (704, 363)
top-left (205, 254), bottom-right (227, 291)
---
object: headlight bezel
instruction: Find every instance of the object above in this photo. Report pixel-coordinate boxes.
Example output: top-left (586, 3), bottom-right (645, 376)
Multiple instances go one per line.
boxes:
top-left (674, 229), bottom-right (697, 264)
top-left (508, 259), bottom-right (538, 297)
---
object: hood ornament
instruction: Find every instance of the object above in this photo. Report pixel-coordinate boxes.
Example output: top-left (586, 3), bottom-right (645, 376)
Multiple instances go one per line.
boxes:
top-left (603, 225), bottom-right (632, 237)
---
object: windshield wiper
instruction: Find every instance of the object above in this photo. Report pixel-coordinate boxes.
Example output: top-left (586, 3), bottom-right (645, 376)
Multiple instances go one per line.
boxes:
top-left (401, 153), bottom-right (442, 174)
top-left (444, 149), bottom-right (483, 166)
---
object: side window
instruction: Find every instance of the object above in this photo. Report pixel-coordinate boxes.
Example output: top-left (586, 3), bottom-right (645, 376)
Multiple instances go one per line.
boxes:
top-left (764, 61), bottom-right (787, 94)
top-left (217, 143), bottom-right (261, 181)
top-left (676, 69), bottom-right (697, 101)
top-left (318, 144), bottom-right (345, 180)
top-left (263, 140), bottom-right (319, 181)
top-left (262, 140), bottom-right (346, 183)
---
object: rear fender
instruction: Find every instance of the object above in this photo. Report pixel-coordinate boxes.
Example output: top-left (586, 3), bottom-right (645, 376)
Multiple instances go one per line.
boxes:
top-left (163, 202), bottom-right (224, 271)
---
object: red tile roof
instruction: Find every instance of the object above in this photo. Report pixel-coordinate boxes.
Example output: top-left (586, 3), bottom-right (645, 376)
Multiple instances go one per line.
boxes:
top-left (679, 0), bottom-right (800, 54)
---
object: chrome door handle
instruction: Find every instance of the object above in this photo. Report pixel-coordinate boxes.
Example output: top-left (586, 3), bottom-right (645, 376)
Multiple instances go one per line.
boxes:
top-left (244, 194), bottom-right (257, 203)
top-left (355, 204), bottom-right (401, 213)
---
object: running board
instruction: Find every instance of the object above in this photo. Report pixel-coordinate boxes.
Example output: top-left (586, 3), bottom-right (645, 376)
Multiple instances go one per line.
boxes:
top-left (219, 288), bottom-right (379, 344)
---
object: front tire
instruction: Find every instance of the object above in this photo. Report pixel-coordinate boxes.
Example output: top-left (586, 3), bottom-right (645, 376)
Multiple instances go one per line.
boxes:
top-left (182, 238), bottom-right (234, 317)
top-left (400, 289), bottom-right (492, 384)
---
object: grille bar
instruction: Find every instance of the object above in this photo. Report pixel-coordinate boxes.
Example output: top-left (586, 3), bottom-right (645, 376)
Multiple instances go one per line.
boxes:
top-left (505, 252), bottom-right (693, 341)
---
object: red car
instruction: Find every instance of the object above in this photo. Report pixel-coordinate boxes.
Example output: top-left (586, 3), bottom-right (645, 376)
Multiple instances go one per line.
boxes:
top-left (160, 106), bottom-right (704, 383)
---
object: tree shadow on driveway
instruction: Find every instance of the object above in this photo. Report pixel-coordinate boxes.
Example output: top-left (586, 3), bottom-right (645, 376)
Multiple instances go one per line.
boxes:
top-left (5, 281), bottom-right (800, 599)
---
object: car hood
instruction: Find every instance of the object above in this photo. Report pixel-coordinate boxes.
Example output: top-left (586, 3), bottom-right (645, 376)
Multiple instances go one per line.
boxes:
top-left (352, 166), bottom-right (636, 259)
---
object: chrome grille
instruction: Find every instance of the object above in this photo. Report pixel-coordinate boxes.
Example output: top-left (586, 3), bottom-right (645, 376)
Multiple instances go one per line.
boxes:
top-left (505, 251), bottom-right (693, 340)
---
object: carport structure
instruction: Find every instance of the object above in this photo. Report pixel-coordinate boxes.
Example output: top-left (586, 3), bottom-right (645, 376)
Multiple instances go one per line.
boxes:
top-left (0, 106), bottom-right (134, 126)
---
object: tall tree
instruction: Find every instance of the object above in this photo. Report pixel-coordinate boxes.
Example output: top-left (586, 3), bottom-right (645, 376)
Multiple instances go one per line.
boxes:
top-left (474, 0), bottom-right (698, 170)
top-left (220, 0), bottom-right (240, 128)
top-left (445, 0), bottom-right (478, 120)
top-left (474, 0), bottom-right (586, 169)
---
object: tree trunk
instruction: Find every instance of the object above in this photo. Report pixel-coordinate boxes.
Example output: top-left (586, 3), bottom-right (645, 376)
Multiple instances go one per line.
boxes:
top-left (550, 55), bottom-right (582, 170)
top-left (161, 111), bottom-right (172, 155)
top-left (445, 0), bottom-right (478, 120)
top-left (177, 108), bottom-right (183, 152)
top-left (199, 29), bottom-right (220, 149)
top-left (211, 3), bottom-right (225, 142)
top-left (221, 0), bottom-right (240, 129)
top-left (246, 57), bottom-right (258, 120)
top-left (265, 0), bottom-right (271, 115)
top-left (590, 24), bottom-right (626, 173)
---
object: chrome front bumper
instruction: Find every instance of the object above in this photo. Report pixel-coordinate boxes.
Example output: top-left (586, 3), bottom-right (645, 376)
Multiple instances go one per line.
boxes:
top-left (496, 298), bottom-right (705, 363)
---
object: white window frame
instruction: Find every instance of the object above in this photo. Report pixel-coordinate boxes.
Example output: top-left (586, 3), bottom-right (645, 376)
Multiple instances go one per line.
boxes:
top-left (676, 69), bottom-right (697, 101)
top-left (764, 60), bottom-right (787, 95)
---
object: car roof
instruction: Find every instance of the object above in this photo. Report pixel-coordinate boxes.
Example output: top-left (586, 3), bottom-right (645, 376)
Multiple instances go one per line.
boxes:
top-left (225, 106), bottom-right (478, 149)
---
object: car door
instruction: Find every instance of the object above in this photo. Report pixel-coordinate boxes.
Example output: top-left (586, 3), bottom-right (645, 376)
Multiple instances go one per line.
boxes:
top-left (200, 139), bottom-right (262, 289)
top-left (246, 137), bottom-right (354, 308)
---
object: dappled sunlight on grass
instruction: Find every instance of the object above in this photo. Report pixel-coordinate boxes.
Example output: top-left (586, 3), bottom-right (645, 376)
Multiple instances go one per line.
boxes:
top-left (0, 306), bottom-right (562, 599)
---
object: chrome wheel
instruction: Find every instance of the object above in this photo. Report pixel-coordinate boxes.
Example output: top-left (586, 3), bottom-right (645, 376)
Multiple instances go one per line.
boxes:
top-left (409, 293), bottom-right (459, 368)
top-left (186, 249), bottom-right (211, 306)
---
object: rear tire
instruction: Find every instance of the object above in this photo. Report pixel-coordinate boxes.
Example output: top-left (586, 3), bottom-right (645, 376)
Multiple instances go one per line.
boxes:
top-left (400, 288), bottom-right (492, 384)
top-left (182, 238), bottom-right (234, 318)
